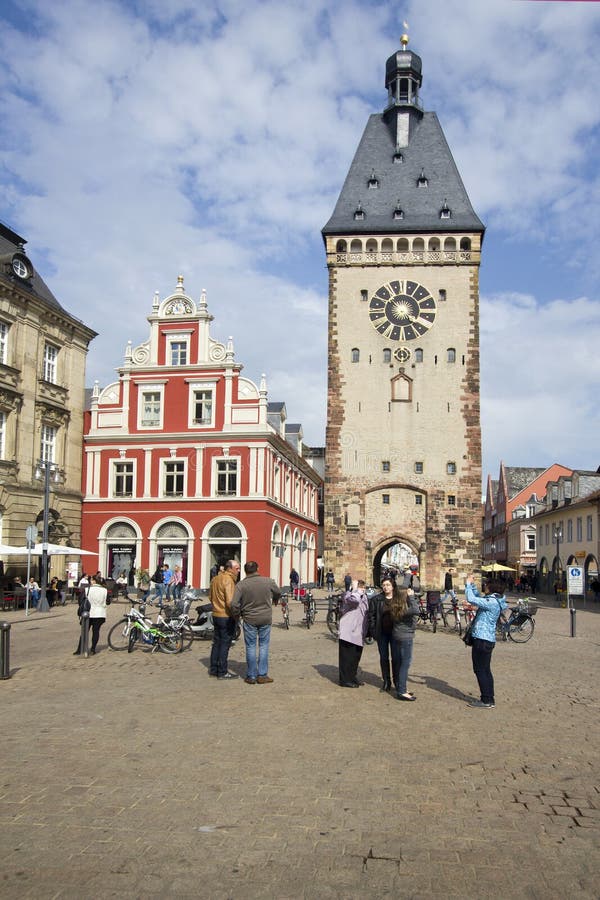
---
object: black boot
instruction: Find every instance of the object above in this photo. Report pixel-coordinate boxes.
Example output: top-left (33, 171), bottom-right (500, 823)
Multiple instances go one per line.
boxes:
top-left (380, 661), bottom-right (392, 692)
top-left (380, 679), bottom-right (391, 693)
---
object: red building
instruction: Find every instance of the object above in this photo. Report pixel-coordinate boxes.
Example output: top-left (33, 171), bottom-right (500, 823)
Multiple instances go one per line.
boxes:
top-left (81, 277), bottom-right (321, 588)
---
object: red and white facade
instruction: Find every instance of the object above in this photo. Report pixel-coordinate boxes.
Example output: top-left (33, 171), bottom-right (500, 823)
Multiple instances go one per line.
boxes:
top-left (81, 277), bottom-right (321, 588)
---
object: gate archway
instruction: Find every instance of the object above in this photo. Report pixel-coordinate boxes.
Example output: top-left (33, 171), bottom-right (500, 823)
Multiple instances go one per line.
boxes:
top-left (372, 538), bottom-right (419, 586)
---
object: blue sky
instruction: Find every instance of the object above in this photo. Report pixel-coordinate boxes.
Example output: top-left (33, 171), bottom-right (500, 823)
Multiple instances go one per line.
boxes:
top-left (1, 0), bottom-right (599, 484)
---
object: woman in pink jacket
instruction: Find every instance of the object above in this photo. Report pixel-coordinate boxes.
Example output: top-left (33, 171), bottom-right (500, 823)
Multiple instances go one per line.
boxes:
top-left (338, 579), bottom-right (369, 688)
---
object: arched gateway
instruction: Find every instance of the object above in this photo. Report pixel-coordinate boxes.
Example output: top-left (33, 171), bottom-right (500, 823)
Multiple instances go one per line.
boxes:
top-left (371, 538), bottom-right (419, 586)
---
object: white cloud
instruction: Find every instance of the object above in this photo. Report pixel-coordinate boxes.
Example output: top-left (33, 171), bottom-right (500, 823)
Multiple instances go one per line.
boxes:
top-left (0, 0), bottom-right (599, 482)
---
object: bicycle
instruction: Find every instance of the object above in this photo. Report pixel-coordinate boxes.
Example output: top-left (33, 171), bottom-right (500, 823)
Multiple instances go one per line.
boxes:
top-left (107, 600), bottom-right (151, 650)
top-left (326, 592), bottom-right (344, 638)
top-left (444, 593), bottom-right (462, 636)
top-left (294, 588), bottom-right (316, 628)
top-left (279, 593), bottom-right (290, 629)
top-left (157, 599), bottom-right (194, 650)
top-left (496, 598), bottom-right (537, 643)
top-left (415, 593), bottom-right (447, 633)
top-left (127, 615), bottom-right (183, 653)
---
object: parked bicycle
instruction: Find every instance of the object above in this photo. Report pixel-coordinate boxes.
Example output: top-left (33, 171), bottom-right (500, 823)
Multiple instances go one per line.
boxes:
top-left (294, 588), bottom-right (316, 628)
top-left (127, 615), bottom-right (183, 654)
top-left (279, 592), bottom-right (290, 629)
top-left (326, 592), bottom-right (344, 638)
top-left (107, 599), bottom-right (185, 652)
top-left (415, 592), bottom-right (447, 633)
top-left (496, 597), bottom-right (537, 643)
top-left (107, 600), bottom-right (150, 650)
top-left (444, 593), bottom-right (462, 636)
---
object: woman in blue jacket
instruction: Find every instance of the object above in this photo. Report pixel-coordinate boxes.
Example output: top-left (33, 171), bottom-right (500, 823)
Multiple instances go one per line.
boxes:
top-left (464, 575), bottom-right (508, 709)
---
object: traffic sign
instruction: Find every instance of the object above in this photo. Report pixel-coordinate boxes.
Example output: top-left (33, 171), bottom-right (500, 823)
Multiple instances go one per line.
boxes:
top-left (567, 565), bottom-right (584, 595)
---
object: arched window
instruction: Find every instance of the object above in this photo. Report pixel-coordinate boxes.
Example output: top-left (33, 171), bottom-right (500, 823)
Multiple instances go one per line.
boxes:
top-left (413, 238), bottom-right (425, 251)
top-left (447, 348), bottom-right (456, 363)
top-left (397, 238), bottom-right (409, 252)
top-left (444, 237), bottom-right (456, 251)
top-left (366, 238), bottom-right (378, 253)
top-left (414, 349), bottom-right (423, 363)
top-left (383, 349), bottom-right (391, 363)
top-left (350, 239), bottom-right (362, 253)
top-left (460, 237), bottom-right (471, 251)
top-left (381, 238), bottom-right (393, 252)
top-left (428, 238), bottom-right (440, 251)
top-left (351, 348), bottom-right (360, 363)
top-left (336, 239), bottom-right (347, 253)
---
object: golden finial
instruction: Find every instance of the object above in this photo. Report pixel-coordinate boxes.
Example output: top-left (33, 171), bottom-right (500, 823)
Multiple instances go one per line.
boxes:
top-left (176, 274), bottom-right (184, 292)
top-left (400, 22), bottom-right (409, 51)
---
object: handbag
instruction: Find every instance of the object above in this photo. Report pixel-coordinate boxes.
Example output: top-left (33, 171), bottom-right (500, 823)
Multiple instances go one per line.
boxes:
top-left (462, 621), bottom-right (474, 646)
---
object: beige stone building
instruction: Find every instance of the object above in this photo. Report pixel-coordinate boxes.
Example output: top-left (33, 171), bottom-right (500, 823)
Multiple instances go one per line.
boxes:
top-left (322, 36), bottom-right (483, 586)
top-left (0, 222), bottom-right (96, 580)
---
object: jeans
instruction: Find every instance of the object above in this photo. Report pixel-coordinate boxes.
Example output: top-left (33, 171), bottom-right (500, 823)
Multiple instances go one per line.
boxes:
top-left (210, 616), bottom-right (236, 676)
top-left (153, 583), bottom-right (165, 605)
top-left (391, 635), bottom-right (414, 695)
top-left (471, 638), bottom-right (495, 704)
top-left (376, 632), bottom-right (394, 686)
top-left (243, 622), bottom-right (271, 679)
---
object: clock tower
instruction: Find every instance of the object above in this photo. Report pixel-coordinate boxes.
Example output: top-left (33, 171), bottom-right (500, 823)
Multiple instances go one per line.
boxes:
top-left (322, 35), bottom-right (484, 585)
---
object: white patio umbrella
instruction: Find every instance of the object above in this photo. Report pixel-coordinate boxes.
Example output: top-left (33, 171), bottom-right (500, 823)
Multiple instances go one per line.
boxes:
top-left (26, 543), bottom-right (97, 556)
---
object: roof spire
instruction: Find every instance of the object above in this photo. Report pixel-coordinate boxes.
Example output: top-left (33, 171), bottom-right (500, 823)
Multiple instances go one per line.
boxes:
top-left (400, 22), bottom-right (409, 51)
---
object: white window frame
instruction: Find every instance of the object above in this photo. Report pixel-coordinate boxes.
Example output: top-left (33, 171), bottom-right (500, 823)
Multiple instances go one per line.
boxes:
top-left (213, 457), bottom-right (239, 498)
top-left (187, 380), bottom-right (217, 428)
top-left (41, 424), bottom-right (57, 463)
top-left (0, 321), bottom-right (9, 365)
top-left (137, 383), bottom-right (165, 430)
top-left (165, 330), bottom-right (192, 368)
top-left (43, 342), bottom-right (59, 383)
top-left (112, 459), bottom-right (135, 498)
top-left (162, 458), bottom-right (186, 498)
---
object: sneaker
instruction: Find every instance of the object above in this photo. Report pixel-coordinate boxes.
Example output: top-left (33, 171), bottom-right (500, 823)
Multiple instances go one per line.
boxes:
top-left (244, 676), bottom-right (257, 685)
top-left (468, 699), bottom-right (495, 708)
top-left (257, 675), bottom-right (274, 684)
top-left (217, 672), bottom-right (239, 680)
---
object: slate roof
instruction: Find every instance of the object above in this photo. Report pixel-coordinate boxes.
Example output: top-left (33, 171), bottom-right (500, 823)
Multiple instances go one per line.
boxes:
top-left (322, 111), bottom-right (484, 237)
top-left (504, 467), bottom-right (547, 499)
top-left (0, 221), bottom-right (68, 313)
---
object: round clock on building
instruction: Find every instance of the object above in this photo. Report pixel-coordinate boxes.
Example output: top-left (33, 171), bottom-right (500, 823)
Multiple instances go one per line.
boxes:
top-left (369, 280), bottom-right (436, 341)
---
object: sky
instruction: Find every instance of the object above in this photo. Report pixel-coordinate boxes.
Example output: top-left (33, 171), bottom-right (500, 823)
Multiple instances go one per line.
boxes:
top-left (1, 0), bottom-right (599, 485)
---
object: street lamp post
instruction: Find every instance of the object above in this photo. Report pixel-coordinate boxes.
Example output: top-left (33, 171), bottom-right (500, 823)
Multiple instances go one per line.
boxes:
top-left (35, 460), bottom-right (60, 613)
top-left (553, 524), bottom-right (563, 592)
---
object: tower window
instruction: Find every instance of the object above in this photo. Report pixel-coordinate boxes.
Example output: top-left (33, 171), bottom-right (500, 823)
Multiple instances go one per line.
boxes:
top-left (382, 460), bottom-right (390, 473)
top-left (368, 171), bottom-right (379, 189)
top-left (351, 348), bottom-right (360, 363)
top-left (354, 204), bottom-right (365, 221)
top-left (448, 495), bottom-right (456, 507)
top-left (414, 349), bottom-right (423, 363)
top-left (417, 169), bottom-right (428, 187)
top-left (393, 151), bottom-right (403, 164)
top-left (440, 200), bottom-right (451, 219)
top-left (414, 461), bottom-right (424, 474)
top-left (439, 289), bottom-right (447, 302)
top-left (383, 349), bottom-right (391, 363)
top-left (360, 289), bottom-right (368, 302)
top-left (382, 494), bottom-right (390, 505)
top-left (447, 348), bottom-right (456, 363)
top-left (415, 494), bottom-right (423, 506)
top-left (447, 462), bottom-right (457, 475)
top-left (393, 204), bottom-right (404, 220)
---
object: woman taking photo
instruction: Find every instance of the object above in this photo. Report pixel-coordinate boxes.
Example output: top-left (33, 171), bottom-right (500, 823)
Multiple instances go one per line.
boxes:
top-left (389, 585), bottom-right (420, 701)
top-left (368, 576), bottom-right (397, 693)
top-left (338, 579), bottom-right (369, 688)
top-left (464, 575), bottom-right (507, 708)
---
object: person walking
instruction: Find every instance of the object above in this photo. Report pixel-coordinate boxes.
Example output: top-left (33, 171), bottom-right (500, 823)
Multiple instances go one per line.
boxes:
top-left (289, 568), bottom-right (299, 595)
top-left (464, 575), bottom-right (507, 708)
top-left (368, 576), bottom-right (397, 693)
top-left (325, 569), bottom-right (335, 594)
top-left (73, 573), bottom-right (108, 655)
top-left (443, 567), bottom-right (456, 602)
top-left (230, 561), bottom-right (281, 685)
top-left (208, 559), bottom-right (241, 680)
top-left (389, 585), bottom-right (420, 701)
top-left (338, 579), bottom-right (369, 688)
top-left (170, 564), bottom-right (183, 601)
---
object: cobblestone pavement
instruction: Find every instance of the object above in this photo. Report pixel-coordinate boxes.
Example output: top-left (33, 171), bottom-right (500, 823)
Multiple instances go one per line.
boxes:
top-left (0, 595), bottom-right (599, 899)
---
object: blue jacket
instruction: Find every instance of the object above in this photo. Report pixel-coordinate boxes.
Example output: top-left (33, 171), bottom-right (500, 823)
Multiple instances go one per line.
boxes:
top-left (465, 583), bottom-right (507, 643)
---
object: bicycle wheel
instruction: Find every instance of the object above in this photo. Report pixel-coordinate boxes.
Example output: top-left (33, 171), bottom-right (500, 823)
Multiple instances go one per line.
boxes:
top-left (305, 606), bottom-right (311, 628)
top-left (430, 610), bottom-right (437, 633)
top-left (309, 603), bottom-right (316, 626)
top-left (179, 623), bottom-right (194, 650)
top-left (128, 625), bottom-right (139, 653)
top-left (507, 616), bottom-right (534, 643)
top-left (438, 605), bottom-right (448, 629)
top-left (452, 613), bottom-right (462, 637)
top-left (108, 618), bottom-right (132, 651)
top-left (326, 610), bottom-right (339, 638)
top-left (158, 630), bottom-right (184, 653)
top-left (283, 609), bottom-right (290, 629)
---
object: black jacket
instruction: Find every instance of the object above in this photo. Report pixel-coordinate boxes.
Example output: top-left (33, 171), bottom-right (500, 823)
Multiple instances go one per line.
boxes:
top-left (368, 592), bottom-right (387, 641)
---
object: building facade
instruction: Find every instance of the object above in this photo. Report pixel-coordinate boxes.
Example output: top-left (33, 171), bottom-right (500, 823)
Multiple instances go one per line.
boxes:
top-left (322, 36), bottom-right (484, 586)
top-left (81, 277), bottom-right (321, 589)
top-left (483, 462), bottom-right (572, 572)
top-left (0, 222), bottom-right (96, 579)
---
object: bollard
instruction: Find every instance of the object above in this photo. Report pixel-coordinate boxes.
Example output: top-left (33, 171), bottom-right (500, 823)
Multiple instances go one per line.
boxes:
top-left (80, 611), bottom-right (90, 658)
top-left (570, 607), bottom-right (576, 638)
top-left (0, 621), bottom-right (11, 679)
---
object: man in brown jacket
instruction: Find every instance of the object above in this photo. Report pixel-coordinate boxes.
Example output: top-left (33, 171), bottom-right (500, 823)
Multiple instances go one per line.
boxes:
top-left (208, 559), bottom-right (240, 679)
top-left (230, 561), bottom-right (281, 684)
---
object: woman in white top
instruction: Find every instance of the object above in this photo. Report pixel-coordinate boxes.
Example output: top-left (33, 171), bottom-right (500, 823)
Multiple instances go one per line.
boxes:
top-left (74, 574), bottom-right (108, 655)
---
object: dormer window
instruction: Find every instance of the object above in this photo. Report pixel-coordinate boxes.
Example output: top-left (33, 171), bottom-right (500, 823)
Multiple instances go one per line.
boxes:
top-left (417, 169), bottom-right (428, 187)
top-left (393, 203), bottom-right (404, 220)
top-left (393, 151), bottom-right (403, 164)
top-left (353, 204), bottom-right (365, 221)
top-left (368, 170), bottom-right (379, 189)
top-left (440, 199), bottom-right (451, 219)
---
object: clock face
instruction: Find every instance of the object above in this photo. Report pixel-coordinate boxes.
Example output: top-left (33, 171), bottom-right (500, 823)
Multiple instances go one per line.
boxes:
top-left (369, 280), bottom-right (436, 341)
